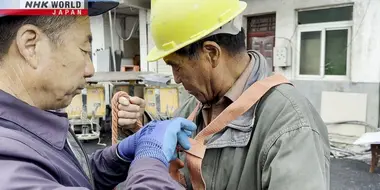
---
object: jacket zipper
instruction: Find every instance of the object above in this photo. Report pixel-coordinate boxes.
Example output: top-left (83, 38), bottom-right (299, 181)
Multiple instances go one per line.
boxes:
top-left (211, 149), bottom-right (221, 190)
top-left (68, 129), bottom-right (95, 189)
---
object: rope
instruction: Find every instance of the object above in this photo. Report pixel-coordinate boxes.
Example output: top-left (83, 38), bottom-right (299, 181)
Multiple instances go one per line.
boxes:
top-left (111, 91), bottom-right (143, 145)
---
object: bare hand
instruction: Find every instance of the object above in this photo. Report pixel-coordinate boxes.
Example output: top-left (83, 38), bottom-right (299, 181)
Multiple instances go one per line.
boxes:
top-left (117, 96), bottom-right (145, 126)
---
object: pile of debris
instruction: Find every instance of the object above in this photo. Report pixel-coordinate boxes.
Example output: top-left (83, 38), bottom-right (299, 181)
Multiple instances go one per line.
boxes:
top-left (328, 121), bottom-right (380, 165)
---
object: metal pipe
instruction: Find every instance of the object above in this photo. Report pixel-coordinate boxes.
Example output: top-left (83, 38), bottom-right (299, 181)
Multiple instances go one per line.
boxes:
top-left (108, 11), bottom-right (117, 71)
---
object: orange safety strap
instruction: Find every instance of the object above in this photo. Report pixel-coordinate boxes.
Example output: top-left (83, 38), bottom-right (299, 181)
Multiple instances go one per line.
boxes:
top-left (169, 102), bottom-right (201, 187)
top-left (169, 73), bottom-right (291, 190)
top-left (111, 91), bottom-right (143, 145)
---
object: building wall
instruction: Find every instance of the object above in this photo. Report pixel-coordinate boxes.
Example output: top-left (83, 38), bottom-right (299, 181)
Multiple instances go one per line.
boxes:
top-left (242, 0), bottom-right (380, 83)
top-left (291, 81), bottom-right (379, 129)
top-left (242, 0), bottom-right (380, 130)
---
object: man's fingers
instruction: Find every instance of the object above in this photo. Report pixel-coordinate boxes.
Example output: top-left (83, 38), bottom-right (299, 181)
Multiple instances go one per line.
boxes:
top-left (170, 117), bottom-right (197, 132)
top-left (118, 97), bottom-right (130, 106)
top-left (179, 118), bottom-right (197, 132)
top-left (118, 118), bottom-right (137, 126)
top-left (129, 96), bottom-right (145, 106)
top-left (118, 111), bottom-right (141, 119)
top-left (177, 131), bottom-right (191, 150)
top-left (140, 107), bottom-right (145, 114)
top-left (170, 152), bottom-right (178, 161)
top-left (118, 104), bottom-right (141, 112)
top-left (184, 129), bottom-right (192, 137)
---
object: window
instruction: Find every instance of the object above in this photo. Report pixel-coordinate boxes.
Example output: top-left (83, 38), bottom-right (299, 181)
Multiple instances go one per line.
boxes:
top-left (296, 6), bottom-right (353, 79)
top-left (248, 14), bottom-right (276, 33)
top-left (298, 6), bottom-right (353, 24)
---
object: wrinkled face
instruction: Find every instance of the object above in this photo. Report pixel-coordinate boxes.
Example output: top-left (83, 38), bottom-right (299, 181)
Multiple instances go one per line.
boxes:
top-left (14, 16), bottom-right (94, 109)
top-left (163, 42), bottom-right (224, 103)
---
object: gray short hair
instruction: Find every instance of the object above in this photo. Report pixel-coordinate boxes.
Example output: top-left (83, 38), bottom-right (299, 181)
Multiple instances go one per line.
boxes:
top-left (0, 16), bottom-right (78, 59)
top-left (175, 28), bottom-right (246, 59)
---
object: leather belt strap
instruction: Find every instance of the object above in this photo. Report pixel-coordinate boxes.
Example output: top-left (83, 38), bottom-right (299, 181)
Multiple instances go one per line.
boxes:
top-left (170, 73), bottom-right (291, 190)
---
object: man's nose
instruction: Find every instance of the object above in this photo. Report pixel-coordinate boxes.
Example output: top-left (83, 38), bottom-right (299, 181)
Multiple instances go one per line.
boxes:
top-left (84, 61), bottom-right (95, 78)
top-left (172, 68), bottom-right (181, 84)
top-left (173, 73), bottom-right (181, 84)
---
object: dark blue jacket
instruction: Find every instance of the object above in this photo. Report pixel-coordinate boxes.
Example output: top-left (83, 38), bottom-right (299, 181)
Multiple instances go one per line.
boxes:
top-left (0, 90), bottom-right (183, 189)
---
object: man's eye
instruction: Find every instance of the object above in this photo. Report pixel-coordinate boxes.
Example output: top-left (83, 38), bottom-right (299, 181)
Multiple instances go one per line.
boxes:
top-left (172, 65), bottom-right (180, 72)
top-left (80, 49), bottom-right (91, 56)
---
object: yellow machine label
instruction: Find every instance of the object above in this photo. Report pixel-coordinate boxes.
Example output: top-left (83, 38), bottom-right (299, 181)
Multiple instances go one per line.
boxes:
top-left (87, 86), bottom-right (106, 117)
top-left (65, 85), bottom-right (106, 119)
top-left (66, 95), bottom-right (82, 118)
top-left (144, 87), bottom-right (179, 118)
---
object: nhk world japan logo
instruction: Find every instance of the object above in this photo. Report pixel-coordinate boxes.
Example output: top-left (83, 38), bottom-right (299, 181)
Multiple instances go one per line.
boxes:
top-left (0, 0), bottom-right (88, 16)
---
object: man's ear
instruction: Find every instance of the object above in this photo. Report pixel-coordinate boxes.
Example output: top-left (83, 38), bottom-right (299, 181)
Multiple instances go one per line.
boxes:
top-left (202, 41), bottom-right (221, 68)
top-left (15, 24), bottom-right (43, 69)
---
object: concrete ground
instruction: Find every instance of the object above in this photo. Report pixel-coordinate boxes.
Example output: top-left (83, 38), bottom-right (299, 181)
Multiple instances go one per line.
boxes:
top-left (82, 140), bottom-right (380, 190)
top-left (331, 159), bottom-right (380, 190)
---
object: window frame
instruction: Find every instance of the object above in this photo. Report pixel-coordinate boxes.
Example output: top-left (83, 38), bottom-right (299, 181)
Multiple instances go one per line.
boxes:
top-left (296, 21), bottom-right (353, 81)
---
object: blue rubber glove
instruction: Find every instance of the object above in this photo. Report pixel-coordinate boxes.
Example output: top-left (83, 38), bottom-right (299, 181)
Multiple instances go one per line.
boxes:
top-left (117, 133), bottom-right (137, 162)
top-left (117, 117), bottom-right (197, 166)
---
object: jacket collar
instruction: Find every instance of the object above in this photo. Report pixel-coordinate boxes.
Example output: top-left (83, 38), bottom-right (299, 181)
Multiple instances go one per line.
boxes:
top-left (224, 53), bottom-right (255, 102)
top-left (204, 51), bottom-right (272, 148)
top-left (0, 90), bottom-right (69, 150)
top-left (228, 51), bottom-right (272, 127)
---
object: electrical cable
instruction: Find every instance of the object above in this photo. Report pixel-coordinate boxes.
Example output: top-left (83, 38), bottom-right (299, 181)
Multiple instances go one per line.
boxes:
top-left (113, 8), bottom-right (138, 41)
top-left (327, 120), bottom-right (378, 159)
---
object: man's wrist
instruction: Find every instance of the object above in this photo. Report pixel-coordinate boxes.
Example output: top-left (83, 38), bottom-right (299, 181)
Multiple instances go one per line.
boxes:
top-left (116, 135), bottom-right (136, 162)
top-left (116, 145), bottom-right (132, 162)
top-left (134, 143), bottom-right (168, 167)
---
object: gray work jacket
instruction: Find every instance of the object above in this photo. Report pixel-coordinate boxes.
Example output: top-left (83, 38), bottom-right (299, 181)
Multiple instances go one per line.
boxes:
top-left (159, 55), bottom-right (331, 189)
top-left (174, 84), bottom-right (330, 190)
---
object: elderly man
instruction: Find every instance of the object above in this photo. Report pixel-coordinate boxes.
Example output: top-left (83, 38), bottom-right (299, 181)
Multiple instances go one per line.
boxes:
top-left (0, 1), bottom-right (195, 189)
top-left (117, 0), bottom-right (330, 189)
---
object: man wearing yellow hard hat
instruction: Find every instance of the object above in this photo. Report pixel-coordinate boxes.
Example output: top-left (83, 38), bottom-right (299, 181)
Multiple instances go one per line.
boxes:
top-left (0, 0), bottom-right (197, 189)
top-left (116, 0), bottom-right (330, 189)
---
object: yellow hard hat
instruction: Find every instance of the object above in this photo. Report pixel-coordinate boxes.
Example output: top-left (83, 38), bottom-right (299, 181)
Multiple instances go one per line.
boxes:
top-left (147, 0), bottom-right (247, 62)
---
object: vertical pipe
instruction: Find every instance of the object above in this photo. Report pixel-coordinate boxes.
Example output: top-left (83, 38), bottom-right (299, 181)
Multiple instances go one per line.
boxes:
top-left (108, 11), bottom-right (117, 71)
top-left (139, 9), bottom-right (148, 72)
